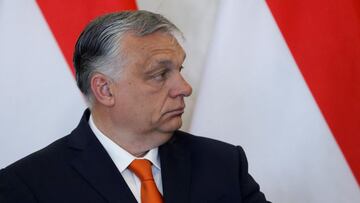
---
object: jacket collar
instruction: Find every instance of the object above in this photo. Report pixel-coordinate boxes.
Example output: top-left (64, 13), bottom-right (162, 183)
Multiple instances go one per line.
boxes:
top-left (160, 131), bottom-right (192, 203)
top-left (67, 109), bottom-right (137, 203)
top-left (67, 109), bottom-right (192, 203)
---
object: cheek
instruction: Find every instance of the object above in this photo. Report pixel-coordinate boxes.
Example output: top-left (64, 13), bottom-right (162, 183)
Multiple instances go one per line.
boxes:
top-left (126, 86), bottom-right (163, 116)
top-left (120, 80), bottom-right (171, 119)
top-left (114, 82), bottom-right (143, 111)
top-left (141, 82), bottom-right (170, 108)
top-left (146, 92), bottom-right (172, 124)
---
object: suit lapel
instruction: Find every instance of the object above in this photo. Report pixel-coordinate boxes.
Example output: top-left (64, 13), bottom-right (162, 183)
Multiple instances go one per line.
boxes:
top-left (160, 132), bottom-right (191, 203)
top-left (68, 110), bottom-right (137, 203)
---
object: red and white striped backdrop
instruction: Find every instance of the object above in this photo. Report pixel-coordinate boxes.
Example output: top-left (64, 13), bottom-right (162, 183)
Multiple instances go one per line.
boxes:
top-left (190, 0), bottom-right (360, 202)
top-left (0, 0), bottom-right (359, 202)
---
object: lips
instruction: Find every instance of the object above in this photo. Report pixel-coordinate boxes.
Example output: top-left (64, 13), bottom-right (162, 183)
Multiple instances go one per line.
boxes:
top-left (164, 107), bottom-right (185, 117)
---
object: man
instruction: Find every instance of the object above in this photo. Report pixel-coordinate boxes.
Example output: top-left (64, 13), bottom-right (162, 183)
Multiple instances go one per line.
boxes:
top-left (0, 11), bottom-right (270, 203)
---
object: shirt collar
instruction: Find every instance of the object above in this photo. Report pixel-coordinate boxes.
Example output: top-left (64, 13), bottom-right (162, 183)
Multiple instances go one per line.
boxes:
top-left (89, 114), bottom-right (161, 172)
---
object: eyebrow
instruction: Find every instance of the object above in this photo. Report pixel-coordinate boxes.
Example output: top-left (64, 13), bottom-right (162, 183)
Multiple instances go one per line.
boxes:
top-left (144, 55), bottom-right (186, 74)
top-left (157, 60), bottom-right (173, 68)
top-left (143, 60), bottom-right (172, 75)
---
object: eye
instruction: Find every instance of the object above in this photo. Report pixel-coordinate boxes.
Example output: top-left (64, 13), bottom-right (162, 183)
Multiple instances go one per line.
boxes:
top-left (153, 70), bottom-right (169, 81)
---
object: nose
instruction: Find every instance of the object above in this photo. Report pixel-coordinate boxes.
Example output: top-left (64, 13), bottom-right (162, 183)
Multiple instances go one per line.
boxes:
top-left (169, 73), bottom-right (192, 98)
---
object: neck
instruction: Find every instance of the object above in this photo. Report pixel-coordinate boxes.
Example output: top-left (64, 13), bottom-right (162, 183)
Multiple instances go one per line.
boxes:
top-left (90, 107), bottom-right (172, 157)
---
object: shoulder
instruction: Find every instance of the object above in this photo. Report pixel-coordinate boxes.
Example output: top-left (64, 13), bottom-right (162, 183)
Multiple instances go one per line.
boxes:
top-left (1, 134), bottom-right (71, 179)
top-left (2, 110), bottom-right (90, 175)
top-left (0, 135), bottom-right (72, 201)
top-left (172, 131), bottom-right (270, 202)
top-left (172, 130), bottom-right (243, 164)
top-left (173, 130), bottom-right (240, 151)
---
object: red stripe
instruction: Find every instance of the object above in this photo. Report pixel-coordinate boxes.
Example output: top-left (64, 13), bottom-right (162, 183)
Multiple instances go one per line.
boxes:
top-left (266, 0), bottom-right (360, 185)
top-left (36, 0), bottom-right (138, 76)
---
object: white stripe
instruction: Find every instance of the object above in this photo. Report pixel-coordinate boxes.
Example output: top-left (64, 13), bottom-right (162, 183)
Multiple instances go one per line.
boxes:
top-left (0, 0), bottom-right (86, 167)
top-left (190, 0), bottom-right (360, 202)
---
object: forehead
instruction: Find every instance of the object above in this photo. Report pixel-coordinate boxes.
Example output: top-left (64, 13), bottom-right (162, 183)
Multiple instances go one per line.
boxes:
top-left (120, 31), bottom-right (186, 61)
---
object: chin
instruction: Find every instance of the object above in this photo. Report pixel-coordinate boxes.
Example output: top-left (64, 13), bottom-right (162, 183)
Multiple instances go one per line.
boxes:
top-left (159, 117), bottom-right (183, 133)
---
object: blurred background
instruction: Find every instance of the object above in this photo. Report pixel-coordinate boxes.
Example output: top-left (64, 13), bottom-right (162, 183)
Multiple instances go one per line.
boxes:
top-left (0, 0), bottom-right (359, 202)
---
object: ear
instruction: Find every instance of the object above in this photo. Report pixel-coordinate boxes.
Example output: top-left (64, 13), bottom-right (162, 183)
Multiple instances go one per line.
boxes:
top-left (90, 73), bottom-right (115, 107)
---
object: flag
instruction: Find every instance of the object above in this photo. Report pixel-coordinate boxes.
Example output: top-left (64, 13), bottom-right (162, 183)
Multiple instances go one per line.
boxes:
top-left (190, 0), bottom-right (360, 202)
top-left (0, 0), bottom-right (137, 168)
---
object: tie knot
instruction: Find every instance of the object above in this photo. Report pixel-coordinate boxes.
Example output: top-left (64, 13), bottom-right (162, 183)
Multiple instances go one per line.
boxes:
top-left (128, 159), bottom-right (154, 181)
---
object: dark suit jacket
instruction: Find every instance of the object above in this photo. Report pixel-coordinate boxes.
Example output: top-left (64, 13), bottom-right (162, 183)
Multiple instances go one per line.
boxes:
top-left (0, 110), bottom-right (270, 203)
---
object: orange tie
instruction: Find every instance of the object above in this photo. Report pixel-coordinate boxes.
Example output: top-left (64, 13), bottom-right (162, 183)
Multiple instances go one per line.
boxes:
top-left (128, 159), bottom-right (163, 203)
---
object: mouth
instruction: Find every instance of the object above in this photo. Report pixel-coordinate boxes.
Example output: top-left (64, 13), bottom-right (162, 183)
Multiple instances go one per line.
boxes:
top-left (164, 107), bottom-right (185, 117)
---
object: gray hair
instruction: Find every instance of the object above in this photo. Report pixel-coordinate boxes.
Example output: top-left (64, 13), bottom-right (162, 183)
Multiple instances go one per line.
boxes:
top-left (73, 10), bottom-right (183, 105)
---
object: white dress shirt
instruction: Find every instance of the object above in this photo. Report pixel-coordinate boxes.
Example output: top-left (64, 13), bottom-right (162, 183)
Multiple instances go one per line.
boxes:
top-left (89, 115), bottom-right (163, 203)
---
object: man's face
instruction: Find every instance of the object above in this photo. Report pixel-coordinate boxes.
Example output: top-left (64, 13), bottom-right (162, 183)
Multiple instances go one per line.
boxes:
top-left (110, 31), bottom-right (192, 136)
